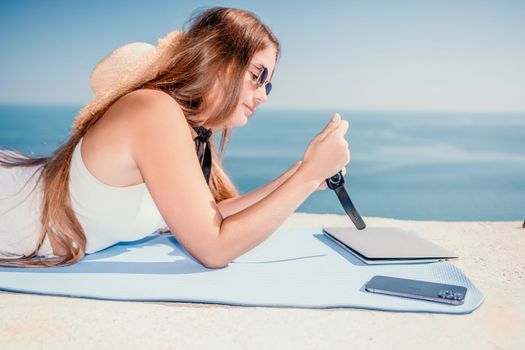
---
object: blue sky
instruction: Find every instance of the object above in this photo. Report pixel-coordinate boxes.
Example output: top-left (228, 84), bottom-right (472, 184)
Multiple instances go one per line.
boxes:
top-left (0, 0), bottom-right (524, 112)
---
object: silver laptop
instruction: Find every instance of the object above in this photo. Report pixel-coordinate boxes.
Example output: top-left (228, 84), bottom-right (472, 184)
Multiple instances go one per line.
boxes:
top-left (322, 226), bottom-right (458, 264)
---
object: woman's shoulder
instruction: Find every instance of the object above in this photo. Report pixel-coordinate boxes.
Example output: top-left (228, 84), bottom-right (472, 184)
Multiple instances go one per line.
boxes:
top-left (120, 88), bottom-right (180, 112)
top-left (77, 88), bottom-right (197, 191)
top-left (117, 88), bottom-right (196, 137)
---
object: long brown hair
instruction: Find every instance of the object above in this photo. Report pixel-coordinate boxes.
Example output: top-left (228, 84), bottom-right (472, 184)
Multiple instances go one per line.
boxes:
top-left (0, 7), bottom-right (281, 268)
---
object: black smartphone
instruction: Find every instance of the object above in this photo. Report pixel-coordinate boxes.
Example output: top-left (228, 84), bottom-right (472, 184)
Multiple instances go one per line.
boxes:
top-left (365, 275), bottom-right (467, 305)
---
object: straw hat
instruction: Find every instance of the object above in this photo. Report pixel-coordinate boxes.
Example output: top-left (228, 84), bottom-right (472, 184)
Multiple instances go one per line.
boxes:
top-left (70, 30), bottom-right (184, 136)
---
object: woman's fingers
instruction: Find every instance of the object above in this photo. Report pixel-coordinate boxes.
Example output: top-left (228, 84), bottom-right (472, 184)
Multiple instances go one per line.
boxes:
top-left (319, 113), bottom-right (341, 141)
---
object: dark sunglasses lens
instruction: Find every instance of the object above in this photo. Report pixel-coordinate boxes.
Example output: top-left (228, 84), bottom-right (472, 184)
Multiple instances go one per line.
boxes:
top-left (257, 67), bottom-right (268, 86)
top-left (265, 82), bottom-right (272, 95)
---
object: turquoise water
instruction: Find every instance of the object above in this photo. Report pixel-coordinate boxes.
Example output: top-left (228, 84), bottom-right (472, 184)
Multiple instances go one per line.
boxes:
top-left (1, 104), bottom-right (523, 221)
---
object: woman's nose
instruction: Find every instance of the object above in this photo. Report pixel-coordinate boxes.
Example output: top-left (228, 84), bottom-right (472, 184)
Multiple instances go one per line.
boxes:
top-left (254, 85), bottom-right (269, 104)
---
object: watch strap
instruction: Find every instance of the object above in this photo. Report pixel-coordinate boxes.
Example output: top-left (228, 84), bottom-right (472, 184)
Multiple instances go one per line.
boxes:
top-left (334, 184), bottom-right (367, 230)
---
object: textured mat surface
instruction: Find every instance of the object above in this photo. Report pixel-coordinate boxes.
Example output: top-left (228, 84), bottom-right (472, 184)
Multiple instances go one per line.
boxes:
top-left (0, 227), bottom-right (484, 313)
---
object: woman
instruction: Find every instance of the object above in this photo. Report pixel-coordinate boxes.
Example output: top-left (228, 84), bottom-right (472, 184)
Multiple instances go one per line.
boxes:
top-left (0, 7), bottom-right (350, 268)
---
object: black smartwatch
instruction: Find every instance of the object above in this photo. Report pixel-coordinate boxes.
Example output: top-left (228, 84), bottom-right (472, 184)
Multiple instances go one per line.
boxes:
top-left (325, 171), bottom-right (366, 230)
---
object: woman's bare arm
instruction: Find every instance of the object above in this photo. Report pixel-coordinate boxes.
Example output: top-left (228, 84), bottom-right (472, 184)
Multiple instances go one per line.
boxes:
top-left (129, 89), bottom-right (320, 269)
top-left (217, 161), bottom-right (302, 218)
top-left (214, 165), bottom-right (318, 267)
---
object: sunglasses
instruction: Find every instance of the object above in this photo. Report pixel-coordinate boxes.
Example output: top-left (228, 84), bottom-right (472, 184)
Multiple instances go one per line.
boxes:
top-left (252, 65), bottom-right (272, 96)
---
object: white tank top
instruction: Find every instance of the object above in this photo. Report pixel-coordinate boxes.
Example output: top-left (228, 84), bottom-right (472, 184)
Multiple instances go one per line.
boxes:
top-left (69, 136), bottom-right (167, 254)
top-left (0, 137), bottom-right (167, 259)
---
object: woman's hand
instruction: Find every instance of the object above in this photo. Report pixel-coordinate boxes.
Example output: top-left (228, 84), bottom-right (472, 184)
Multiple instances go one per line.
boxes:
top-left (299, 113), bottom-right (350, 184)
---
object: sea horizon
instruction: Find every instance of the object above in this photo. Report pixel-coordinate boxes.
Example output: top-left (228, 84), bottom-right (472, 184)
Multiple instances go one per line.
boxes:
top-left (1, 104), bottom-right (523, 222)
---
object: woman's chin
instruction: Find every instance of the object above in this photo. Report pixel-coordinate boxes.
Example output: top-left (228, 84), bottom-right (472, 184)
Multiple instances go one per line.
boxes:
top-left (229, 116), bottom-right (249, 128)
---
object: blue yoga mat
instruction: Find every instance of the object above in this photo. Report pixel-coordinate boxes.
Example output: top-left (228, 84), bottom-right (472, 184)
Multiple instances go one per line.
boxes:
top-left (0, 227), bottom-right (484, 314)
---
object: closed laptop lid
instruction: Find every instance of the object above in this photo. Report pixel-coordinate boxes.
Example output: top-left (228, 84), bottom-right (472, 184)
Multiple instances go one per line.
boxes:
top-left (322, 227), bottom-right (458, 260)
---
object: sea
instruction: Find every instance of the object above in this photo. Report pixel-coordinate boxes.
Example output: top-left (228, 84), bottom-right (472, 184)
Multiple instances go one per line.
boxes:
top-left (1, 104), bottom-right (523, 221)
